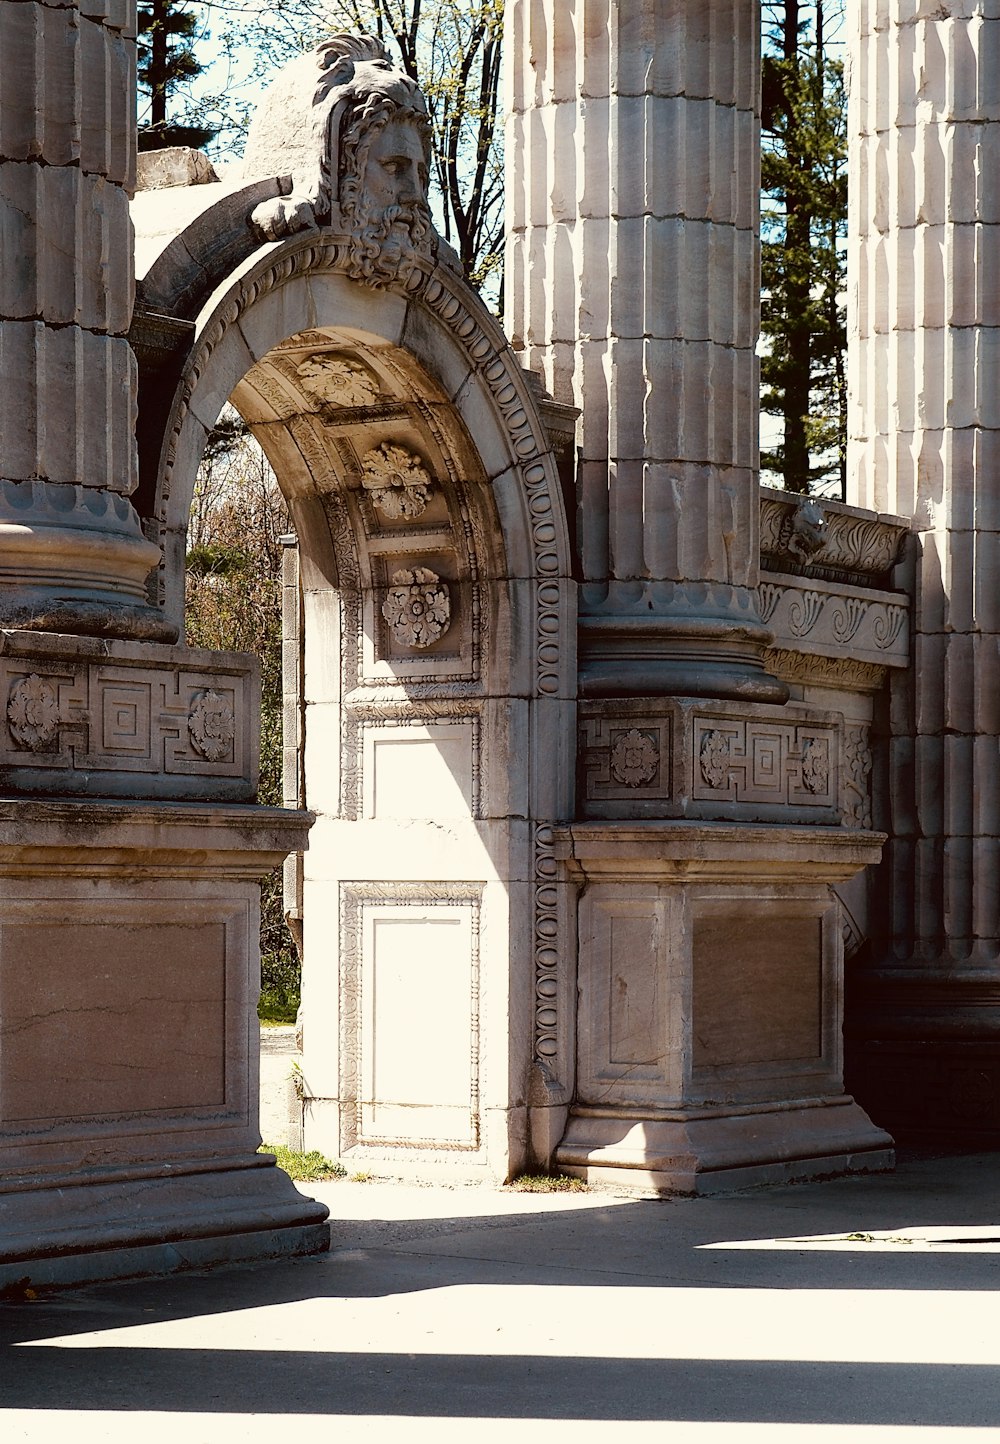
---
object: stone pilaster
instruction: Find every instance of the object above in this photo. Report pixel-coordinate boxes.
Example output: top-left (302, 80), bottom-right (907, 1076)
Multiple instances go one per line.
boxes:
top-left (505, 0), bottom-right (783, 700)
top-left (0, 0), bottom-right (169, 639)
top-left (846, 1), bottom-right (1000, 1141)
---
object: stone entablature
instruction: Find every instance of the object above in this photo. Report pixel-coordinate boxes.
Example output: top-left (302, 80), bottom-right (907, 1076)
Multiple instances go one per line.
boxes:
top-left (0, 631), bottom-right (259, 801)
top-left (759, 575), bottom-right (909, 671)
top-left (759, 488), bottom-right (909, 587)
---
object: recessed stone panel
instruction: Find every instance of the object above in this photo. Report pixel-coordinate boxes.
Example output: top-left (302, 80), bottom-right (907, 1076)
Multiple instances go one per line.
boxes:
top-left (0, 919), bottom-right (226, 1122)
top-left (692, 913), bottom-right (822, 1069)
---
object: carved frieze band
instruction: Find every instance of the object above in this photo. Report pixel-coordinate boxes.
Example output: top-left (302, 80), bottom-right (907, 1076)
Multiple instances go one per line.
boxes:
top-left (758, 577), bottom-right (908, 667)
top-left (0, 658), bottom-right (252, 783)
top-left (692, 717), bottom-right (836, 808)
top-left (759, 490), bottom-right (909, 581)
top-left (339, 881), bottom-right (482, 1154)
top-left (580, 699), bottom-right (852, 823)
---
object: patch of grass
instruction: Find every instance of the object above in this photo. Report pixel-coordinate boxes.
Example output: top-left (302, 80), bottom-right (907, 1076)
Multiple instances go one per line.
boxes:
top-left (260, 1144), bottom-right (346, 1182)
top-left (258, 988), bottom-right (298, 1025)
top-left (507, 1173), bottom-right (589, 1193)
top-left (349, 1171), bottom-right (373, 1183)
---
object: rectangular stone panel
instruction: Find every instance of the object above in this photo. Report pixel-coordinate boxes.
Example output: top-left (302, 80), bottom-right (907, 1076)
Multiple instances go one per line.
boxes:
top-left (692, 913), bottom-right (822, 1069)
top-left (0, 635), bottom-right (260, 800)
top-left (340, 884), bottom-right (481, 1151)
top-left (0, 918), bottom-right (227, 1122)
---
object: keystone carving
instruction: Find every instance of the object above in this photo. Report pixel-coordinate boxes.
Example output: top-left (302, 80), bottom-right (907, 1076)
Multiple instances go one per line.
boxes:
top-left (382, 567), bottom-right (451, 648)
top-left (243, 33), bottom-right (435, 288)
top-left (361, 442), bottom-right (433, 518)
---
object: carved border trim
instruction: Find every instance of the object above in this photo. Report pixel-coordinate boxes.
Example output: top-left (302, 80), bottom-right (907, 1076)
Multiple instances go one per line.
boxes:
top-left (339, 881), bottom-right (483, 1154)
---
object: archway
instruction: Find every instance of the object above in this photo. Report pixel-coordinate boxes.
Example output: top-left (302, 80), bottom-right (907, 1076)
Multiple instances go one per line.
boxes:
top-left (135, 225), bottom-right (576, 1178)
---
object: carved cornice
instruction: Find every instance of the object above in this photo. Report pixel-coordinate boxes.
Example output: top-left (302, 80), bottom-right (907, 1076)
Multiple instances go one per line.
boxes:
top-left (760, 487), bottom-right (910, 587)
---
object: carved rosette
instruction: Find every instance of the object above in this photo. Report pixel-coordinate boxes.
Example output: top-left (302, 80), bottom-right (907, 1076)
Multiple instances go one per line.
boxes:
top-left (7, 673), bottom-right (60, 751)
top-left (610, 729), bottom-right (659, 788)
top-left (700, 730), bottom-right (731, 789)
top-left (361, 442), bottom-right (433, 519)
top-left (297, 354), bottom-right (381, 407)
top-left (800, 737), bottom-right (830, 795)
top-left (382, 567), bottom-right (450, 648)
top-left (188, 690), bottom-right (236, 761)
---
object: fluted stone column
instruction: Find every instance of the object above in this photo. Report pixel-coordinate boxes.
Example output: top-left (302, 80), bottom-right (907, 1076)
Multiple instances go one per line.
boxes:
top-left (847, 1), bottom-right (1000, 1139)
top-left (0, 0), bottom-right (168, 639)
top-left (506, 0), bottom-right (783, 701)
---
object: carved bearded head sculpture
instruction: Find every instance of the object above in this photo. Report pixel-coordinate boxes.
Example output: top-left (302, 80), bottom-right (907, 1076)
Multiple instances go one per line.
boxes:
top-left (242, 34), bottom-right (435, 288)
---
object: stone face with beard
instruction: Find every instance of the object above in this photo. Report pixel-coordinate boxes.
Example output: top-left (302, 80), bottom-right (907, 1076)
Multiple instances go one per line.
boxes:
top-left (341, 115), bottom-right (433, 288)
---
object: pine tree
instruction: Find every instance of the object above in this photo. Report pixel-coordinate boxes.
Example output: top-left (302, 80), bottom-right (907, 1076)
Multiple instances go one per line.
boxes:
top-left (760, 1), bottom-right (847, 496)
top-left (137, 0), bottom-right (217, 151)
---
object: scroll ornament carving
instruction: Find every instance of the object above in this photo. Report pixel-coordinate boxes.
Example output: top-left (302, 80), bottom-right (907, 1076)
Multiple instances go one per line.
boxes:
top-left (188, 690), bottom-right (236, 761)
top-left (382, 567), bottom-right (450, 648)
top-left (297, 354), bottom-right (380, 407)
top-left (800, 737), bottom-right (830, 794)
top-left (7, 673), bottom-right (59, 750)
top-left (610, 729), bottom-right (659, 787)
top-left (844, 725), bottom-right (873, 828)
top-left (361, 442), bottom-right (433, 518)
top-left (700, 730), bottom-right (732, 789)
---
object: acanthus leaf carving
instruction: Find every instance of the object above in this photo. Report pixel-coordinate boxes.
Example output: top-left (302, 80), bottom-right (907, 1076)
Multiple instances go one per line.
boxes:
top-left (297, 354), bottom-right (381, 407)
top-left (188, 689), bottom-right (236, 762)
top-left (382, 567), bottom-right (451, 648)
top-left (610, 728), bottom-right (659, 787)
top-left (800, 736), bottom-right (830, 795)
top-left (361, 441), bottom-right (433, 518)
top-left (700, 729), bottom-right (732, 789)
top-left (7, 673), bottom-right (60, 751)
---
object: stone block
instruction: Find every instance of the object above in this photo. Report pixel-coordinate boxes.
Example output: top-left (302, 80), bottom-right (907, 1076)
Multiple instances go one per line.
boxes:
top-left (0, 797), bottom-right (324, 1286)
top-left (554, 820), bottom-right (890, 1191)
top-left (0, 630), bottom-right (260, 801)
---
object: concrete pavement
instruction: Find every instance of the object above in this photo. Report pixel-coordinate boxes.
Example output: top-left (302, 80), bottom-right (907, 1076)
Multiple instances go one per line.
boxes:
top-left (3, 1151), bottom-right (1000, 1441)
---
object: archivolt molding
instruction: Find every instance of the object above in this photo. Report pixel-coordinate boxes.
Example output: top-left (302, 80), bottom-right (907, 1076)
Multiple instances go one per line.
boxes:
top-left (155, 233), bottom-right (571, 704)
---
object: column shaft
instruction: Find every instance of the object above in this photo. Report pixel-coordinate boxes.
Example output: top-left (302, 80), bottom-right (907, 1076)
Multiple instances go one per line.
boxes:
top-left (0, 0), bottom-right (167, 639)
top-left (505, 0), bottom-right (782, 700)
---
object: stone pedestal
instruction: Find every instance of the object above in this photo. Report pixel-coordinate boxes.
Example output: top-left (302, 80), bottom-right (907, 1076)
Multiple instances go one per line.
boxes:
top-left (845, 1), bottom-right (1000, 1140)
top-left (554, 823), bottom-right (893, 1192)
top-left (0, 796), bottom-right (327, 1289)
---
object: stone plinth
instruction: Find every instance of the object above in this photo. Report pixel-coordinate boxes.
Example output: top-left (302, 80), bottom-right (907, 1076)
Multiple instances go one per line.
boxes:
top-left (846, 1), bottom-right (1000, 1141)
top-left (553, 822), bottom-right (893, 1193)
top-left (0, 797), bottom-right (327, 1289)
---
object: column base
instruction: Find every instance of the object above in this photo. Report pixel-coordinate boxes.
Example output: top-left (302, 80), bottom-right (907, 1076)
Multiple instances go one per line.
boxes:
top-left (0, 1163), bottom-right (329, 1291)
top-left (0, 481), bottom-right (176, 643)
top-left (556, 1098), bottom-right (894, 1194)
top-left (578, 591), bottom-right (787, 703)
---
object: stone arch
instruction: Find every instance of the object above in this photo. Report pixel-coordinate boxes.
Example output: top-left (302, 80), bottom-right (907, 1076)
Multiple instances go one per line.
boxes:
top-left (137, 228), bottom-right (577, 1177)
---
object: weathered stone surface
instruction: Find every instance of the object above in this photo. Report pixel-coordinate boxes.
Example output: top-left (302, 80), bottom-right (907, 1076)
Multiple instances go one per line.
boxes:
top-left (506, 0), bottom-right (779, 701)
top-left (136, 146), bottom-right (219, 190)
top-left (0, 797), bottom-right (325, 1288)
top-left (0, 630), bottom-right (260, 800)
top-left (553, 821), bottom-right (892, 1191)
